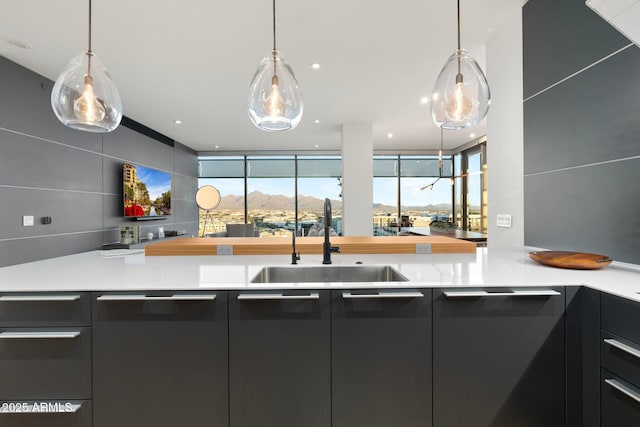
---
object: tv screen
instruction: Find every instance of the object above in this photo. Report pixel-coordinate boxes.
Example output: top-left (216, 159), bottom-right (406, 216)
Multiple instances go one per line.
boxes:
top-left (123, 163), bottom-right (171, 217)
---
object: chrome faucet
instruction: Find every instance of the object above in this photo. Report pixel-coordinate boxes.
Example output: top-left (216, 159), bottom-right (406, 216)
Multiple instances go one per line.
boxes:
top-left (323, 198), bottom-right (340, 264)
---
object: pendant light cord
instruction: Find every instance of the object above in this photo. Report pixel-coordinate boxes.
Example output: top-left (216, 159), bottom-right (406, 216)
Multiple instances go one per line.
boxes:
top-left (272, 0), bottom-right (277, 52)
top-left (87, 0), bottom-right (93, 75)
top-left (456, 0), bottom-right (461, 77)
top-left (272, 0), bottom-right (278, 77)
top-left (88, 0), bottom-right (92, 53)
top-left (456, 0), bottom-right (460, 52)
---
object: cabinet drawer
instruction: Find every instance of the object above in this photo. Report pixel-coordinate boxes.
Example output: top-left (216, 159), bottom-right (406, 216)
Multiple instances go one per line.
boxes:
top-left (602, 331), bottom-right (640, 387)
top-left (0, 400), bottom-right (91, 427)
top-left (229, 290), bottom-right (330, 427)
top-left (331, 289), bottom-right (431, 427)
top-left (601, 369), bottom-right (640, 425)
top-left (93, 291), bottom-right (228, 427)
top-left (93, 291), bottom-right (220, 321)
top-left (433, 287), bottom-right (566, 427)
top-left (0, 327), bottom-right (91, 400)
top-left (0, 293), bottom-right (90, 327)
top-left (602, 293), bottom-right (640, 344)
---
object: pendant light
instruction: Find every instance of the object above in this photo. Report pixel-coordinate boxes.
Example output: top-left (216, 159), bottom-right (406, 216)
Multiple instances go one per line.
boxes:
top-left (431, 0), bottom-right (490, 130)
top-left (51, 0), bottom-right (122, 133)
top-left (247, 0), bottom-right (303, 132)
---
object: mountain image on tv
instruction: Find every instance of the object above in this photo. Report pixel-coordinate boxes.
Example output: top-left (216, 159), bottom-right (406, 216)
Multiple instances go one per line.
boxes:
top-left (123, 163), bottom-right (171, 217)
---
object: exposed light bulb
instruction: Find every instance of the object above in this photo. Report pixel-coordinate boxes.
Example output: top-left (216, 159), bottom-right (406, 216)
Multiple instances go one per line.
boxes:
top-left (73, 74), bottom-right (106, 122)
top-left (263, 75), bottom-right (287, 118)
top-left (446, 77), bottom-right (472, 121)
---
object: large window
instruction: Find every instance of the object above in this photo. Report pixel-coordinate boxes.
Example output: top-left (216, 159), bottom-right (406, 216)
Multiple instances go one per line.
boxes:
top-left (199, 155), bottom-right (341, 237)
top-left (373, 156), bottom-right (399, 235)
top-left (198, 157), bottom-right (244, 236)
top-left (247, 157), bottom-right (295, 237)
top-left (373, 155), bottom-right (453, 235)
top-left (297, 156), bottom-right (342, 235)
top-left (452, 141), bottom-right (487, 234)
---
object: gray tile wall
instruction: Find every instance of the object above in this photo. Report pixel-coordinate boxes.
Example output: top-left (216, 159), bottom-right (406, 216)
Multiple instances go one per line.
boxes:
top-left (523, 0), bottom-right (640, 263)
top-left (0, 56), bottom-right (198, 267)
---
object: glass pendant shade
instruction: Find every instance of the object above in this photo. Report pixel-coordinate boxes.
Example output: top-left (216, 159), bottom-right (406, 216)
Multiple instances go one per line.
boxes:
top-left (51, 51), bottom-right (123, 133)
top-left (431, 49), bottom-right (490, 130)
top-left (247, 50), bottom-right (303, 132)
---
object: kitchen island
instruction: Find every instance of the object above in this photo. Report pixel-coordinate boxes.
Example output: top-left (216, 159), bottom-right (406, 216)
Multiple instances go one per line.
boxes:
top-left (0, 246), bottom-right (636, 298)
top-left (0, 247), bottom-right (638, 427)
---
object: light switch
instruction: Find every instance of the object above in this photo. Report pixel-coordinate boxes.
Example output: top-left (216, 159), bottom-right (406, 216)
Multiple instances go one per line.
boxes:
top-left (22, 215), bottom-right (34, 227)
top-left (496, 214), bottom-right (512, 228)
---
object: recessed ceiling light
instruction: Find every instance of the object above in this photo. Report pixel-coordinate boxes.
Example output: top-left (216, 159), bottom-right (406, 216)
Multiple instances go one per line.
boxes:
top-left (214, 145), bottom-right (220, 149)
top-left (314, 144), bottom-right (319, 148)
top-left (173, 120), bottom-right (182, 125)
top-left (387, 133), bottom-right (393, 139)
top-left (469, 133), bottom-right (476, 138)
top-left (314, 119), bottom-right (320, 124)
top-left (310, 62), bottom-right (321, 70)
top-left (420, 96), bottom-right (430, 104)
top-left (8, 38), bottom-right (32, 50)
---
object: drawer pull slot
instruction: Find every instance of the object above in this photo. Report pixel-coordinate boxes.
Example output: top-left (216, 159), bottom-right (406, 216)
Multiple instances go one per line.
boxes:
top-left (0, 331), bottom-right (80, 339)
top-left (604, 338), bottom-right (640, 360)
top-left (238, 292), bottom-right (319, 300)
top-left (444, 290), bottom-right (561, 298)
top-left (342, 291), bottom-right (424, 299)
top-left (605, 378), bottom-right (640, 405)
top-left (97, 294), bottom-right (217, 301)
top-left (0, 295), bottom-right (81, 302)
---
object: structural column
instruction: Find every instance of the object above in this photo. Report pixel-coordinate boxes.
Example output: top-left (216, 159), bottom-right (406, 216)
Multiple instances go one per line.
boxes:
top-left (341, 123), bottom-right (373, 236)
top-left (486, 8), bottom-right (524, 247)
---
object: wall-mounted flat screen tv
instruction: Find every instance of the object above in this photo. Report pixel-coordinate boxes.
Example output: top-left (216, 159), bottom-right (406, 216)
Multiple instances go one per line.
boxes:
top-left (123, 163), bottom-right (172, 218)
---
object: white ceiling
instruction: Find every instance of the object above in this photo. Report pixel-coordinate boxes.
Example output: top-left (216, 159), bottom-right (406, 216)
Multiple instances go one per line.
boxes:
top-left (0, 0), bottom-right (525, 153)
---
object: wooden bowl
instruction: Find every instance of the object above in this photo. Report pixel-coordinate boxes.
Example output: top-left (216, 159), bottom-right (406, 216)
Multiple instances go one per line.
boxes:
top-left (528, 250), bottom-right (612, 270)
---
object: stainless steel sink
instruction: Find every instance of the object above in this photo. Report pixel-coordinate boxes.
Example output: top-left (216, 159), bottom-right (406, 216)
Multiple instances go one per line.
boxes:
top-left (250, 265), bottom-right (409, 283)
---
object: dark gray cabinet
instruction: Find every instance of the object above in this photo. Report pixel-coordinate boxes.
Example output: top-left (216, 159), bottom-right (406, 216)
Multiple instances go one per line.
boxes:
top-left (601, 293), bottom-right (640, 426)
top-left (331, 289), bottom-right (431, 427)
top-left (92, 292), bottom-right (228, 427)
top-left (566, 286), bottom-right (601, 427)
top-left (0, 293), bottom-right (92, 427)
top-left (0, 292), bottom-right (92, 400)
top-left (433, 287), bottom-right (566, 427)
top-left (601, 370), bottom-right (640, 426)
top-left (229, 290), bottom-right (331, 427)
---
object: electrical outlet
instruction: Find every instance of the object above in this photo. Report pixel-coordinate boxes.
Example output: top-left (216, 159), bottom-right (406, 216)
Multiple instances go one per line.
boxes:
top-left (216, 245), bottom-right (233, 255)
top-left (22, 215), bottom-right (34, 227)
top-left (496, 214), bottom-right (512, 228)
top-left (416, 243), bottom-right (432, 254)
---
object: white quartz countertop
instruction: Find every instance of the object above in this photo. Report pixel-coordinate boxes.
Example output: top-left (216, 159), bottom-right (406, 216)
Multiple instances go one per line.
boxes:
top-left (0, 247), bottom-right (639, 302)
